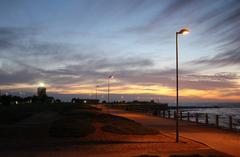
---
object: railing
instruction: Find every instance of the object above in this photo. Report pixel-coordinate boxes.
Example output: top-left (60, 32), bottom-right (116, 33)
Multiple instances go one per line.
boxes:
top-left (151, 109), bottom-right (239, 131)
top-left (121, 106), bottom-right (240, 132)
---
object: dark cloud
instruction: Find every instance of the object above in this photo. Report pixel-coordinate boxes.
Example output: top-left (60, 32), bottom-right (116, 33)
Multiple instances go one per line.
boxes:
top-left (0, 27), bottom-right (22, 49)
top-left (0, 54), bottom-right (154, 87)
top-left (0, 26), bottom-right (91, 73)
top-left (3, 51), bottom-right (237, 91)
top-left (113, 68), bottom-right (239, 90)
top-left (205, 2), bottom-right (240, 33)
top-left (193, 48), bottom-right (240, 66)
top-left (155, 0), bottom-right (198, 20)
top-left (1, 56), bottom-right (239, 101)
top-left (124, 0), bottom-right (200, 33)
top-left (0, 69), bottom-right (43, 85)
top-left (42, 57), bottom-right (154, 85)
top-left (0, 26), bottom-right (154, 88)
top-left (187, 72), bottom-right (239, 81)
top-left (0, 27), bottom-right (37, 49)
top-left (176, 2), bottom-right (239, 67)
top-left (0, 27), bottom-right (71, 58)
top-left (221, 90), bottom-right (240, 97)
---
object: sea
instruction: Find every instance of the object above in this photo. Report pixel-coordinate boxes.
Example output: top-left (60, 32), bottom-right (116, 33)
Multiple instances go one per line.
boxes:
top-left (168, 102), bottom-right (240, 130)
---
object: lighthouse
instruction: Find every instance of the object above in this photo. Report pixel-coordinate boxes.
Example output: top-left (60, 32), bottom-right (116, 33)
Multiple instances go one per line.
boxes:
top-left (37, 82), bottom-right (46, 97)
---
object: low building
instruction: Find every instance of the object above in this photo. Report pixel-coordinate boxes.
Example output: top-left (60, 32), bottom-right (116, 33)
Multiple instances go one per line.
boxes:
top-left (126, 100), bottom-right (168, 111)
top-left (71, 98), bottom-right (99, 104)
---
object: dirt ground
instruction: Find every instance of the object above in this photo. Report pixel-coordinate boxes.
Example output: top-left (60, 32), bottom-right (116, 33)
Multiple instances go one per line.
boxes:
top-left (0, 121), bottom-right (229, 157)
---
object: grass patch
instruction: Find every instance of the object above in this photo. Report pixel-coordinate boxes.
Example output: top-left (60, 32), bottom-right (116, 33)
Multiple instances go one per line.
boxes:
top-left (0, 103), bottom-right (158, 138)
top-left (0, 103), bottom-right (99, 125)
top-left (50, 108), bottom-right (158, 137)
top-left (49, 117), bottom-right (95, 138)
top-left (60, 109), bottom-right (99, 117)
top-left (0, 103), bottom-right (66, 124)
top-left (49, 107), bottom-right (99, 138)
top-left (99, 114), bottom-right (159, 135)
top-left (0, 108), bottom-right (32, 124)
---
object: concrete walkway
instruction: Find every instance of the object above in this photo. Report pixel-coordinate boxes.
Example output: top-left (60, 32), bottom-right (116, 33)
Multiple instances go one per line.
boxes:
top-left (108, 108), bottom-right (240, 157)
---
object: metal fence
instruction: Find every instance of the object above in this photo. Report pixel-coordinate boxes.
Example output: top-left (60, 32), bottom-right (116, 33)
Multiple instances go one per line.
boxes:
top-left (151, 109), bottom-right (240, 131)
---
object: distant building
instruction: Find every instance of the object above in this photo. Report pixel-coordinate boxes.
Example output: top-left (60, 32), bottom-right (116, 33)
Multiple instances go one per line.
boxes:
top-left (37, 87), bottom-right (46, 97)
top-left (71, 98), bottom-right (99, 104)
top-left (126, 100), bottom-right (168, 110)
top-left (128, 100), bottom-right (167, 105)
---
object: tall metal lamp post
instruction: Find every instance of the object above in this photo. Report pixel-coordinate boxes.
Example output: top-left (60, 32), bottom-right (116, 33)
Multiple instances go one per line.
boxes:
top-left (107, 75), bottom-right (114, 103)
top-left (96, 85), bottom-right (99, 99)
top-left (176, 28), bottom-right (190, 143)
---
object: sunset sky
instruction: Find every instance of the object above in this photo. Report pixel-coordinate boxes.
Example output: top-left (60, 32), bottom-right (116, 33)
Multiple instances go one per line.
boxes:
top-left (0, 0), bottom-right (239, 102)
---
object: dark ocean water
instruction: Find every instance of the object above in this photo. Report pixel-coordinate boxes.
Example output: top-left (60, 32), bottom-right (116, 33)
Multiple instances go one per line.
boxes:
top-left (168, 102), bottom-right (240, 130)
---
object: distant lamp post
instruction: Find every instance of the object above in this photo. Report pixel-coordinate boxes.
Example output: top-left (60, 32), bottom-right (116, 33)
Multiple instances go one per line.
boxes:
top-left (176, 28), bottom-right (190, 143)
top-left (107, 75), bottom-right (114, 103)
top-left (96, 85), bottom-right (99, 99)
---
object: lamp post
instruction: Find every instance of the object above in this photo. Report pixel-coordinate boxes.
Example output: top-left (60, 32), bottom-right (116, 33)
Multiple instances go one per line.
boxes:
top-left (107, 75), bottom-right (114, 103)
top-left (176, 28), bottom-right (189, 143)
top-left (96, 85), bottom-right (99, 99)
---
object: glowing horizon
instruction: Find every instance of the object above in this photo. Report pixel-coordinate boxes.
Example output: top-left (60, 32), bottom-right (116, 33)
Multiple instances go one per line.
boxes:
top-left (0, 81), bottom-right (239, 102)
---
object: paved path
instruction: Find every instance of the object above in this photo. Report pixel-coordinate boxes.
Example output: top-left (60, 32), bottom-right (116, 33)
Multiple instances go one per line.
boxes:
top-left (108, 108), bottom-right (240, 157)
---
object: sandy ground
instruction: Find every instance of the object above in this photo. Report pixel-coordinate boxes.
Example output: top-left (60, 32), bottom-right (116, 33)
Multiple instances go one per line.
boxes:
top-left (0, 143), bottom-right (226, 157)
top-left (107, 107), bottom-right (240, 157)
top-left (0, 131), bottom-right (226, 157)
top-left (0, 108), bottom-right (233, 157)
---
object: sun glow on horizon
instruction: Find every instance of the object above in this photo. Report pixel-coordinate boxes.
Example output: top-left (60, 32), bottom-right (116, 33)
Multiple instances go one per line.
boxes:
top-left (0, 80), bottom-right (239, 102)
top-left (38, 82), bottom-right (45, 88)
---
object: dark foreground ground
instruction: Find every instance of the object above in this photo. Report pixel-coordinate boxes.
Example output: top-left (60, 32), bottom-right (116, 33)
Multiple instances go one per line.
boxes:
top-left (0, 103), bottom-right (232, 157)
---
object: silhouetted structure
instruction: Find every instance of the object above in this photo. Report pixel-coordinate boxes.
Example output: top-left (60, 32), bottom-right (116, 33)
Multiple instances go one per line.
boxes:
top-left (128, 100), bottom-right (168, 107)
top-left (71, 98), bottom-right (99, 104)
top-left (0, 95), bottom-right (22, 105)
top-left (37, 87), bottom-right (46, 97)
top-left (125, 100), bottom-right (168, 111)
top-left (0, 94), bottom-right (57, 106)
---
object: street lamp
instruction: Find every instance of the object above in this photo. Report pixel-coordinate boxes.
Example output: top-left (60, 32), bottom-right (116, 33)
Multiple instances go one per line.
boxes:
top-left (107, 75), bottom-right (114, 103)
top-left (176, 28), bottom-right (190, 143)
top-left (96, 85), bottom-right (99, 99)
